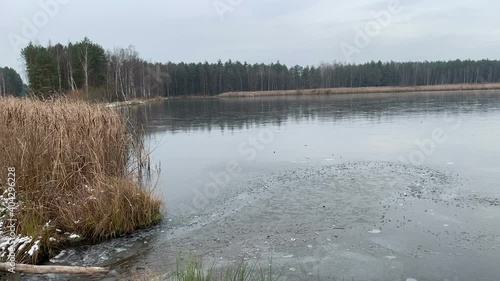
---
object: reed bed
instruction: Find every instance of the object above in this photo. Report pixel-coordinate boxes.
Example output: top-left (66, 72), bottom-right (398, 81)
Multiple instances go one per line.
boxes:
top-left (0, 97), bottom-right (162, 264)
top-left (219, 83), bottom-right (500, 97)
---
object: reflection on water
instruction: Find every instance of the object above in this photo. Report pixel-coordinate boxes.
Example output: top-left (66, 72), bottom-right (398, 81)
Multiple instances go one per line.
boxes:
top-left (123, 91), bottom-right (500, 212)
top-left (124, 91), bottom-right (497, 134)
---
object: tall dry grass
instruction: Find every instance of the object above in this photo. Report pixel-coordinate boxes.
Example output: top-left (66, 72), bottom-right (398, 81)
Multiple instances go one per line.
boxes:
top-left (0, 97), bottom-right (162, 264)
top-left (219, 83), bottom-right (500, 97)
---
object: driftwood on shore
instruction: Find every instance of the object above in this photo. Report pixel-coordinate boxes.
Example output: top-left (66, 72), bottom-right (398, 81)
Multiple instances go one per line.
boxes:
top-left (0, 263), bottom-right (110, 275)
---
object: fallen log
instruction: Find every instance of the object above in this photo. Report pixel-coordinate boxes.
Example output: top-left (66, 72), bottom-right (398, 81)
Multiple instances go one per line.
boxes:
top-left (0, 263), bottom-right (109, 275)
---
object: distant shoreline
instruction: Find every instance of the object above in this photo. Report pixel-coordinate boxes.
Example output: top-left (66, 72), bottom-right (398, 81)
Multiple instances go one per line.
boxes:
top-left (102, 83), bottom-right (500, 107)
top-left (218, 83), bottom-right (500, 98)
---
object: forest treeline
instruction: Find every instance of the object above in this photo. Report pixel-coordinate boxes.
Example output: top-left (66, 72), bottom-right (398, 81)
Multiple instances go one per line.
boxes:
top-left (0, 66), bottom-right (24, 97)
top-left (19, 37), bottom-right (500, 101)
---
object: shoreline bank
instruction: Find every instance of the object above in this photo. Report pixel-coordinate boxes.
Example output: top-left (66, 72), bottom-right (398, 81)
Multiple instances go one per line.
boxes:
top-left (103, 95), bottom-right (220, 108)
top-left (218, 83), bottom-right (500, 98)
top-left (103, 97), bottom-right (168, 108)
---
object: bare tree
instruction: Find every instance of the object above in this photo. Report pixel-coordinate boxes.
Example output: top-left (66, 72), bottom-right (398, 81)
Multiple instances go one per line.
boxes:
top-left (0, 69), bottom-right (5, 97)
top-left (79, 43), bottom-right (89, 94)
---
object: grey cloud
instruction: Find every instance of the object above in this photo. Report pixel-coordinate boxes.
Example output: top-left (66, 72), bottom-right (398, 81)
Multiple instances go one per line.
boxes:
top-left (1, 0), bottom-right (500, 80)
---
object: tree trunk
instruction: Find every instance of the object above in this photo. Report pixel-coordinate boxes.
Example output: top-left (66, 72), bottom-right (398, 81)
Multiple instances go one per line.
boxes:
top-left (0, 71), bottom-right (5, 97)
top-left (56, 48), bottom-right (62, 92)
top-left (79, 45), bottom-right (89, 95)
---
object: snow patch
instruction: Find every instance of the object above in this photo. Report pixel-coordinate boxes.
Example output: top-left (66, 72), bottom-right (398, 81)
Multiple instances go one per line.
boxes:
top-left (28, 240), bottom-right (40, 256)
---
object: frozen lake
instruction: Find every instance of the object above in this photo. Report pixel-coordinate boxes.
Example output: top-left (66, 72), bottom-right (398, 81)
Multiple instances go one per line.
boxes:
top-left (48, 91), bottom-right (500, 281)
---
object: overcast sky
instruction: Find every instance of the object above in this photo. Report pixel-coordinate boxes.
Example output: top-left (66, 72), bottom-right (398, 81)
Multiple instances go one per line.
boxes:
top-left (1, 0), bottom-right (500, 80)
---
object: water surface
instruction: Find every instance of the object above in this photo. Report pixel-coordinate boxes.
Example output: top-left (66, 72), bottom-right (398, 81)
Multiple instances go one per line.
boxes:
top-left (49, 91), bottom-right (500, 281)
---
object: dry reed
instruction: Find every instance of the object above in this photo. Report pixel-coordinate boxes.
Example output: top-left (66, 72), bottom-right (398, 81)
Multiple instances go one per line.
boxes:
top-left (0, 97), bottom-right (162, 264)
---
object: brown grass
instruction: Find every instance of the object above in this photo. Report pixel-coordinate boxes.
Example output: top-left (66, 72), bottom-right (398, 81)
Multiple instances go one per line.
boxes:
top-left (219, 83), bottom-right (500, 97)
top-left (0, 97), bottom-right (162, 264)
